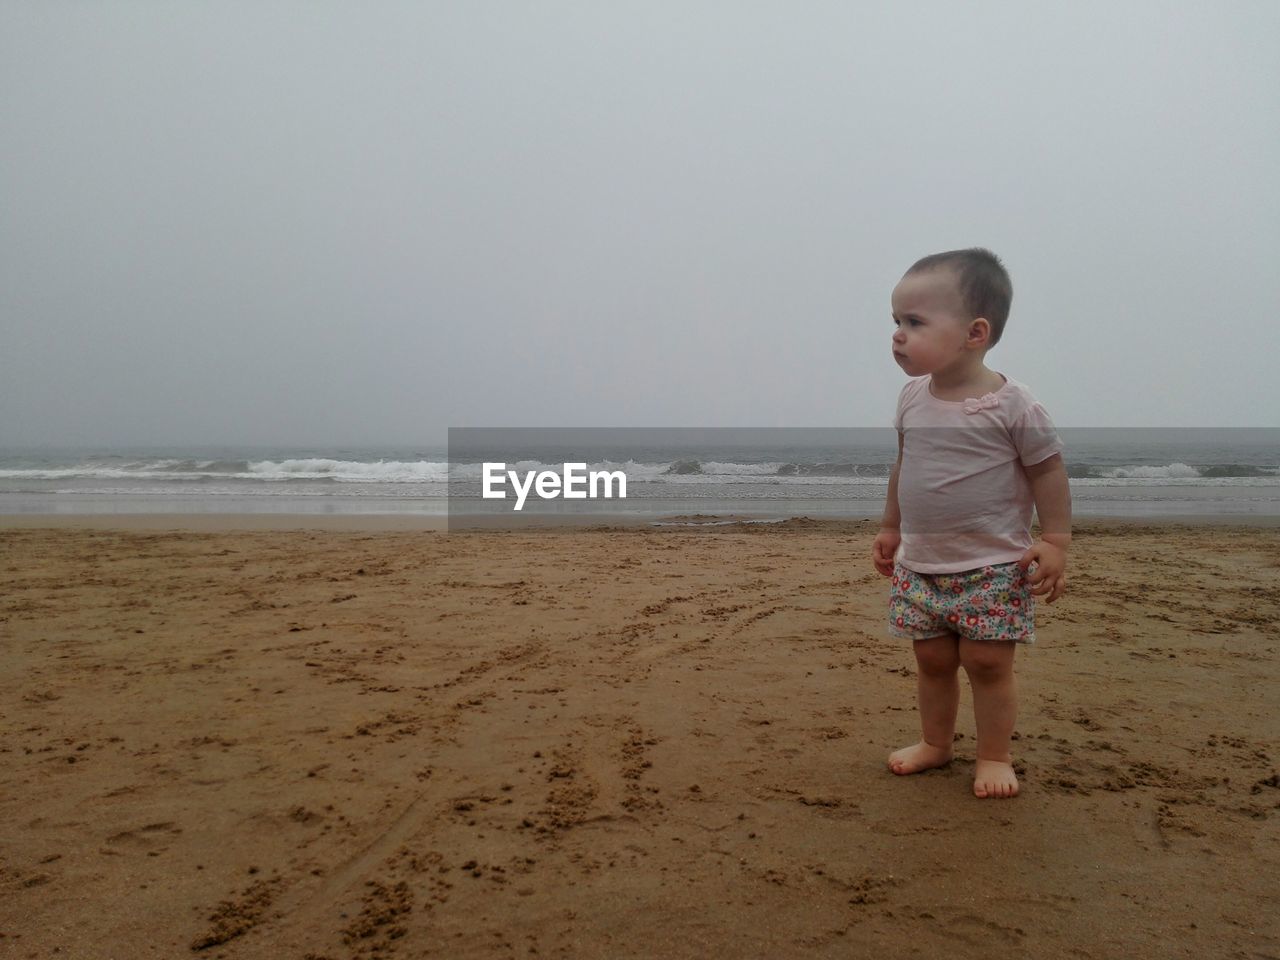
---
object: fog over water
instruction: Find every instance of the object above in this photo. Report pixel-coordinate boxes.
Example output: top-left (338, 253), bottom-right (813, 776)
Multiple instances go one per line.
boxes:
top-left (3, 2), bottom-right (1278, 446)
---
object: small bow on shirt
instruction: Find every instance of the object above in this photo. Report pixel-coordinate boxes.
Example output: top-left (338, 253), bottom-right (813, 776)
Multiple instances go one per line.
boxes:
top-left (962, 393), bottom-right (1000, 415)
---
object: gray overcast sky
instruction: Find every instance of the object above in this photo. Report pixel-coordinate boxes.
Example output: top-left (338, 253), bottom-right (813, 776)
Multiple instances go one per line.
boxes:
top-left (3, 1), bottom-right (1278, 446)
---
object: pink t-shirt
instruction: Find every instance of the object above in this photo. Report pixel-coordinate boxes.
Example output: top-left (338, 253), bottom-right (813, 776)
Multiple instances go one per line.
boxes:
top-left (893, 374), bottom-right (1063, 574)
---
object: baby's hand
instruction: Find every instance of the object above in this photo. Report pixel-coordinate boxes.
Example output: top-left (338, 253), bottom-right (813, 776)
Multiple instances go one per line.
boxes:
top-left (1018, 540), bottom-right (1068, 603)
top-left (872, 528), bottom-right (901, 577)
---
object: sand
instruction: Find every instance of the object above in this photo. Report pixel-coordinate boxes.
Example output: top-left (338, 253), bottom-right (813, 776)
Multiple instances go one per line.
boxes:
top-left (1, 518), bottom-right (1277, 959)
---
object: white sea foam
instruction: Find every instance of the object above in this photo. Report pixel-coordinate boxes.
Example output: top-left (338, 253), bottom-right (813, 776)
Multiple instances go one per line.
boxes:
top-left (0, 458), bottom-right (451, 483)
top-left (1097, 462), bottom-right (1202, 479)
top-left (700, 461), bottom-right (787, 475)
top-left (248, 459), bottom-right (449, 482)
top-left (2, 458), bottom-right (1276, 489)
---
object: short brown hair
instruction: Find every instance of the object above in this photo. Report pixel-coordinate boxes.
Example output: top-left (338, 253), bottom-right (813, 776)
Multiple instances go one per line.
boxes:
top-left (907, 248), bottom-right (1013, 346)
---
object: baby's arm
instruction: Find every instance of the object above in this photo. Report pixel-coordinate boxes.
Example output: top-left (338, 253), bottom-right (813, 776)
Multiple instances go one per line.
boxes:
top-left (1019, 453), bottom-right (1072, 602)
top-left (872, 431), bottom-right (904, 576)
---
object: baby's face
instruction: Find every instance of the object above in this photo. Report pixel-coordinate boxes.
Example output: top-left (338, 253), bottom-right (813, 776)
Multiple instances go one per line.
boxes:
top-left (890, 268), bottom-right (974, 377)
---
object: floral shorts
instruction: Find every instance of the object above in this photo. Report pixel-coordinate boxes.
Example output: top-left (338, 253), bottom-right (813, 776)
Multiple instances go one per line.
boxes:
top-left (889, 561), bottom-right (1035, 644)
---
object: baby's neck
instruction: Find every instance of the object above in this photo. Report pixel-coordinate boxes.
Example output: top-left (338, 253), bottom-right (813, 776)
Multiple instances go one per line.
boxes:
top-left (929, 361), bottom-right (1005, 402)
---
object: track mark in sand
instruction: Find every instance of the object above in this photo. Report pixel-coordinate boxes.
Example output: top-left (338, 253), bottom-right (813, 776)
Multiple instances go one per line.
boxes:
top-left (701, 603), bottom-right (749, 621)
top-left (539, 746), bottom-right (603, 830)
top-left (843, 873), bottom-right (897, 906)
top-left (619, 621), bottom-right (658, 644)
top-left (619, 725), bottom-right (663, 814)
top-left (220, 798), bottom-right (461, 952)
top-left (737, 606), bottom-right (789, 630)
top-left (542, 781), bottom-right (603, 830)
top-left (1253, 771), bottom-right (1280, 794)
top-left (431, 640), bottom-right (545, 691)
top-left (753, 784), bottom-right (860, 819)
top-left (339, 878), bottom-right (414, 958)
top-left (242, 793), bottom-right (435, 952)
top-left (311, 847), bottom-right (457, 958)
top-left (756, 865), bottom-right (898, 907)
top-left (1, 863), bottom-right (57, 893)
top-left (811, 725), bottom-right (849, 741)
top-left (105, 821), bottom-right (183, 853)
top-left (1154, 802), bottom-right (1207, 842)
top-left (626, 592), bottom-right (793, 660)
top-left (351, 711), bottom-right (422, 741)
top-left (938, 911), bottom-right (1027, 944)
top-left (307, 795), bottom-right (430, 905)
top-left (639, 594), bottom-right (694, 617)
top-left (526, 721), bottom-right (664, 832)
top-left (191, 874), bottom-right (286, 951)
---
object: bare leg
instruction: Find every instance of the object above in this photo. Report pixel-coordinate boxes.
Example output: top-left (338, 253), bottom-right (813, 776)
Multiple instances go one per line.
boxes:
top-left (960, 637), bottom-right (1019, 798)
top-left (888, 633), bottom-right (960, 775)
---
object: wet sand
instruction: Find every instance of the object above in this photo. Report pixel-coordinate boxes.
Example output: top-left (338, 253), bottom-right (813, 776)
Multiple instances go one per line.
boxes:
top-left (1, 518), bottom-right (1277, 958)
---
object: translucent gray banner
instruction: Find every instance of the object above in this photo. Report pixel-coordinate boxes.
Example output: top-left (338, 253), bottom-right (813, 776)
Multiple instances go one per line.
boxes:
top-left (446, 427), bottom-right (1279, 530)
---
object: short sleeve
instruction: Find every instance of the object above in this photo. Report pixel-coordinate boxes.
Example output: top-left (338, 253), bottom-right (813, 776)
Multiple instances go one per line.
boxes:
top-left (892, 380), bottom-right (915, 431)
top-left (1010, 397), bottom-right (1064, 466)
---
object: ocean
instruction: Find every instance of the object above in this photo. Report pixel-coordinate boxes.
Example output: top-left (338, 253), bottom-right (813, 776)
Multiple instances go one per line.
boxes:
top-left (1, 429), bottom-right (1277, 521)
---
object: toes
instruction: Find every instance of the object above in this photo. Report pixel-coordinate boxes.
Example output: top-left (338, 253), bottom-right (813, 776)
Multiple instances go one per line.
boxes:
top-left (972, 761), bottom-right (1019, 799)
top-left (973, 777), bottom-right (1018, 798)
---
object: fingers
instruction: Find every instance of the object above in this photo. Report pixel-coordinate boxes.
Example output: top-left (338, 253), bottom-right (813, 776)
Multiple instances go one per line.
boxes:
top-left (1027, 567), bottom-right (1066, 603)
top-left (872, 540), bottom-right (897, 577)
top-left (1032, 574), bottom-right (1066, 603)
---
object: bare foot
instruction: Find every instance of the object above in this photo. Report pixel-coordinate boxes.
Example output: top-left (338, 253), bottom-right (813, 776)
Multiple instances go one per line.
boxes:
top-left (887, 740), bottom-right (953, 775)
top-left (973, 758), bottom-right (1019, 798)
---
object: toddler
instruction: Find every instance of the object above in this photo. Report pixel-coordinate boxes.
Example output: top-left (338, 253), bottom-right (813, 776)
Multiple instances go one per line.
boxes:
top-left (871, 248), bottom-right (1071, 799)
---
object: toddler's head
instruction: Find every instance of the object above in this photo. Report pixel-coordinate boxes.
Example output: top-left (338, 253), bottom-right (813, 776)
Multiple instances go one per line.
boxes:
top-left (900, 247), bottom-right (1013, 347)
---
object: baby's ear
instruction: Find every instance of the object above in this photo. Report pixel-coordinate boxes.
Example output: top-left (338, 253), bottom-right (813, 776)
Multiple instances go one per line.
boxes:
top-left (968, 318), bottom-right (992, 347)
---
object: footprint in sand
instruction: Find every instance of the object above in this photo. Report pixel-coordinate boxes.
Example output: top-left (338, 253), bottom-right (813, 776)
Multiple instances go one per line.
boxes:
top-left (105, 821), bottom-right (183, 853)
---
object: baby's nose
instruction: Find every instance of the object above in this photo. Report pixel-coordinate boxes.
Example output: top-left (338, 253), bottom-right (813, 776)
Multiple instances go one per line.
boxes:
top-left (892, 328), bottom-right (906, 343)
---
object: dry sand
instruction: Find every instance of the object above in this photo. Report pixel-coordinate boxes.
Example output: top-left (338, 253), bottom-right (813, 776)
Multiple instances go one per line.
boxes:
top-left (1, 518), bottom-right (1278, 959)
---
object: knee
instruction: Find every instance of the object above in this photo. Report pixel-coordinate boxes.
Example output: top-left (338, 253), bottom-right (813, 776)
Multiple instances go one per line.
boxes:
top-left (960, 643), bottom-right (1013, 682)
top-left (915, 643), bottom-right (960, 677)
